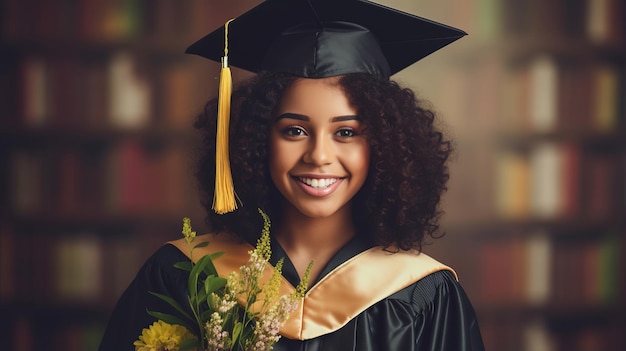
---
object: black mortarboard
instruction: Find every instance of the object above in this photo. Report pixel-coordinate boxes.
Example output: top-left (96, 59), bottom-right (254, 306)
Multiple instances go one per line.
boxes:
top-left (186, 0), bottom-right (466, 80)
top-left (187, 0), bottom-right (466, 214)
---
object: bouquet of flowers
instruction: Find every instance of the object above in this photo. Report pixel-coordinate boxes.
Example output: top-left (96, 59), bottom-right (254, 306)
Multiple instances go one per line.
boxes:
top-left (134, 209), bottom-right (311, 351)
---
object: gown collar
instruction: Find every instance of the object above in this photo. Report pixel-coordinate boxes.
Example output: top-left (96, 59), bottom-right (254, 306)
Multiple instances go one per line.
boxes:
top-left (269, 234), bottom-right (374, 288)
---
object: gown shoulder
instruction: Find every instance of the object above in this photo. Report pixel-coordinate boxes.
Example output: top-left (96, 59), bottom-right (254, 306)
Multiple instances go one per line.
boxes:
top-left (98, 244), bottom-right (191, 351)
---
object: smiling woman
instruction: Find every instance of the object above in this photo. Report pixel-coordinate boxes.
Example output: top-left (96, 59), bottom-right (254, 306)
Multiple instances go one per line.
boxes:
top-left (98, 1), bottom-right (484, 350)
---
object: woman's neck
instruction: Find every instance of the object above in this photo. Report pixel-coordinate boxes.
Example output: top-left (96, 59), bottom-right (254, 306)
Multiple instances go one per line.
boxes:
top-left (274, 205), bottom-right (356, 281)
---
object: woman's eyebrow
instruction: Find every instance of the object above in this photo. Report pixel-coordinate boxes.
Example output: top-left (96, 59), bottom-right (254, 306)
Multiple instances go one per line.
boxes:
top-left (275, 113), bottom-right (361, 122)
top-left (275, 113), bottom-right (308, 121)
top-left (331, 115), bottom-right (360, 122)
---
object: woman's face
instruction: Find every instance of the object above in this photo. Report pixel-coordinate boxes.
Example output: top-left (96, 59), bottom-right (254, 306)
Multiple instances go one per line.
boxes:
top-left (269, 77), bottom-right (370, 219)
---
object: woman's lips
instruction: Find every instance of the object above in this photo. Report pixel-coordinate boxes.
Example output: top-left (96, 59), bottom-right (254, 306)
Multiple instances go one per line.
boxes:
top-left (294, 176), bottom-right (344, 197)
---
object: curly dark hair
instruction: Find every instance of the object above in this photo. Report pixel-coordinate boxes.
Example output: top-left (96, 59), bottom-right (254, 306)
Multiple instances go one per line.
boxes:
top-left (194, 72), bottom-right (452, 252)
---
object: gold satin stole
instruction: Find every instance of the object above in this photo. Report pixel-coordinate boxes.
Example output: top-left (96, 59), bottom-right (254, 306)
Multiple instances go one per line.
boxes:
top-left (170, 234), bottom-right (456, 340)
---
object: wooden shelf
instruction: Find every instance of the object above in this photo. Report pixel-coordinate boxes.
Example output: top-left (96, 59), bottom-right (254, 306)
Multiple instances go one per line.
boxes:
top-left (443, 217), bottom-right (626, 237)
top-left (3, 212), bottom-right (201, 232)
top-left (0, 125), bottom-right (200, 147)
top-left (476, 303), bottom-right (626, 321)
top-left (1, 38), bottom-right (193, 59)
top-left (1, 302), bottom-right (110, 322)
top-left (425, 36), bottom-right (626, 67)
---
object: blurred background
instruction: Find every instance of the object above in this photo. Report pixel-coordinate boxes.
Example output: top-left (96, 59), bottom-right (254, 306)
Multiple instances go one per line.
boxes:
top-left (0, 0), bottom-right (624, 350)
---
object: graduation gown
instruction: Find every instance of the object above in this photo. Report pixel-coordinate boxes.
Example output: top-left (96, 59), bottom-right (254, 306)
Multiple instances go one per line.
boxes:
top-left (98, 234), bottom-right (484, 351)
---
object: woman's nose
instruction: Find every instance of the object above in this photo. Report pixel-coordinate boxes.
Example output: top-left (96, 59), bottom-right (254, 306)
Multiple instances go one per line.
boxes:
top-left (303, 135), bottom-right (333, 165)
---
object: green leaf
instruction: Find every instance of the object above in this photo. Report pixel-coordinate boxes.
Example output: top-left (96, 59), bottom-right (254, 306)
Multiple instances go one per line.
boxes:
top-left (149, 292), bottom-right (193, 321)
top-left (205, 276), bottom-right (227, 295)
top-left (179, 338), bottom-right (199, 351)
top-left (189, 296), bottom-right (198, 308)
top-left (191, 255), bottom-right (213, 281)
top-left (232, 321), bottom-right (243, 345)
top-left (208, 251), bottom-right (224, 260)
top-left (146, 310), bottom-right (193, 332)
top-left (206, 291), bottom-right (215, 311)
top-left (197, 287), bottom-right (208, 304)
top-left (174, 261), bottom-right (193, 272)
top-left (202, 253), bottom-right (222, 277)
top-left (188, 255), bottom-right (212, 299)
top-left (194, 241), bottom-right (209, 249)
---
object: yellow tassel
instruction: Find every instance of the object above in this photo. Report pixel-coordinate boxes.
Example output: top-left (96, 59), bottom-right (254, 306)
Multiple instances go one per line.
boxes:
top-left (213, 19), bottom-right (238, 214)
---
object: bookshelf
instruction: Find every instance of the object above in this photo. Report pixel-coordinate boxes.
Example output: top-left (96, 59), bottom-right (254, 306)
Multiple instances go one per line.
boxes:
top-left (405, 0), bottom-right (626, 350)
top-left (1, 0), bottom-right (624, 351)
top-left (0, 0), bottom-right (257, 350)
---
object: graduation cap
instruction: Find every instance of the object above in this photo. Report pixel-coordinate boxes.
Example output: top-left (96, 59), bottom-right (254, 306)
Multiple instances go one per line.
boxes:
top-left (186, 0), bottom-right (466, 214)
top-left (187, 0), bottom-right (467, 79)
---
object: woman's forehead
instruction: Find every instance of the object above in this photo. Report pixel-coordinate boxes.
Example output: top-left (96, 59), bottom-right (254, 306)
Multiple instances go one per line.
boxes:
top-left (276, 77), bottom-right (357, 118)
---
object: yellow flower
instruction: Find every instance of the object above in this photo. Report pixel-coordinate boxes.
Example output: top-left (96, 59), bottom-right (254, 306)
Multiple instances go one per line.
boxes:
top-left (133, 320), bottom-right (196, 351)
top-left (255, 208), bottom-right (272, 261)
top-left (295, 261), bottom-right (313, 299)
top-left (182, 217), bottom-right (196, 245)
top-left (263, 257), bottom-right (284, 306)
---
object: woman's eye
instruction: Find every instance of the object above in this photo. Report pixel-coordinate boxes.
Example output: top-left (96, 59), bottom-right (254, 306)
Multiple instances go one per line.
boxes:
top-left (282, 126), bottom-right (306, 137)
top-left (335, 129), bottom-right (356, 137)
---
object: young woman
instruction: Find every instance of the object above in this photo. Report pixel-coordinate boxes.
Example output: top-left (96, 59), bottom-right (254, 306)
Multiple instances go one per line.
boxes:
top-left (99, 1), bottom-right (485, 350)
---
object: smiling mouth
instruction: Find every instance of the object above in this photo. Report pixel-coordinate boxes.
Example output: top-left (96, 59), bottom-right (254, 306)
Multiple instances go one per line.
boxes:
top-left (298, 177), bottom-right (339, 189)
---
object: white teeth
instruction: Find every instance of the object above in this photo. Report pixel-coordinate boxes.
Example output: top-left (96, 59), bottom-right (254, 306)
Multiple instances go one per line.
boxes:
top-left (299, 177), bottom-right (338, 189)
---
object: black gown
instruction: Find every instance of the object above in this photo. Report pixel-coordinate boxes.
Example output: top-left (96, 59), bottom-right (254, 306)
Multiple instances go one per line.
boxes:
top-left (98, 236), bottom-right (484, 351)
